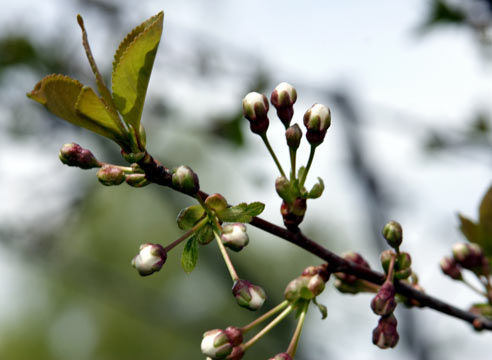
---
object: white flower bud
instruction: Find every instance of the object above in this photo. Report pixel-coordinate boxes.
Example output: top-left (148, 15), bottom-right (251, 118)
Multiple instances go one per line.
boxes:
top-left (303, 103), bottom-right (331, 145)
top-left (131, 243), bottom-right (167, 276)
top-left (242, 92), bottom-right (269, 134)
top-left (201, 329), bottom-right (233, 359)
top-left (221, 223), bottom-right (249, 251)
top-left (232, 279), bottom-right (266, 311)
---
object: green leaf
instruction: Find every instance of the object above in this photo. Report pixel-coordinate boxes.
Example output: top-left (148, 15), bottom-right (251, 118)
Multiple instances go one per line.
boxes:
top-left (307, 177), bottom-right (324, 199)
top-left (297, 166), bottom-right (306, 182)
top-left (217, 202), bottom-right (265, 223)
top-left (479, 184), bottom-right (492, 233)
top-left (176, 205), bottom-right (205, 230)
top-left (458, 214), bottom-right (480, 244)
top-left (112, 11), bottom-right (164, 131)
top-left (181, 236), bottom-right (198, 273)
top-left (27, 74), bottom-right (127, 146)
top-left (313, 298), bottom-right (328, 319)
top-left (196, 224), bottom-right (214, 245)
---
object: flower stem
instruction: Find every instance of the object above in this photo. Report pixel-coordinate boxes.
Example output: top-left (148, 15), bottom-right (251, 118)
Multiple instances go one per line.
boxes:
top-left (261, 133), bottom-right (286, 178)
top-left (242, 304), bottom-right (294, 351)
top-left (286, 301), bottom-right (309, 357)
top-left (300, 145), bottom-right (316, 187)
top-left (213, 227), bottom-right (240, 282)
top-left (240, 300), bottom-right (290, 333)
top-left (386, 253), bottom-right (396, 283)
top-left (289, 149), bottom-right (297, 181)
top-left (462, 278), bottom-right (488, 297)
top-left (164, 217), bottom-right (208, 252)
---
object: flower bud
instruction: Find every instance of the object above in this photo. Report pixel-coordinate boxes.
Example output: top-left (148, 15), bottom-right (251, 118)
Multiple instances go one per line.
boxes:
top-left (380, 250), bottom-right (393, 274)
top-left (201, 329), bottom-right (233, 359)
top-left (242, 92), bottom-right (269, 135)
top-left (232, 279), bottom-right (266, 311)
top-left (307, 274), bottom-right (326, 297)
top-left (382, 220), bottom-right (403, 249)
top-left (221, 223), bottom-right (249, 252)
top-left (125, 173), bottom-right (150, 187)
top-left (97, 165), bottom-right (126, 186)
top-left (271, 82), bottom-right (297, 127)
top-left (452, 243), bottom-right (488, 274)
top-left (59, 143), bottom-right (100, 169)
top-left (394, 252), bottom-right (412, 280)
top-left (172, 165), bottom-right (199, 195)
top-left (285, 124), bottom-right (302, 150)
top-left (131, 243), bottom-right (167, 276)
top-left (284, 277), bottom-right (308, 301)
top-left (205, 193), bottom-right (228, 213)
top-left (371, 282), bottom-right (397, 316)
top-left (280, 198), bottom-right (307, 230)
top-left (120, 150), bottom-right (145, 163)
top-left (269, 353), bottom-right (293, 360)
top-left (302, 264), bottom-right (330, 281)
top-left (372, 314), bottom-right (399, 349)
top-left (303, 103), bottom-right (331, 146)
top-left (335, 251), bottom-right (371, 284)
top-left (228, 346), bottom-right (245, 360)
top-left (275, 176), bottom-right (294, 204)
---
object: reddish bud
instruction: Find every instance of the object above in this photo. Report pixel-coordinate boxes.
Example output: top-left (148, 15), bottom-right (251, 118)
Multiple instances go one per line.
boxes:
top-left (269, 353), bottom-right (293, 360)
top-left (440, 256), bottom-right (462, 280)
top-left (242, 92), bottom-right (269, 134)
top-left (271, 82), bottom-right (297, 127)
top-left (59, 143), bottom-right (100, 169)
top-left (371, 283), bottom-right (397, 316)
top-left (303, 103), bottom-right (331, 145)
top-left (372, 314), bottom-right (399, 349)
top-left (97, 165), bottom-right (126, 186)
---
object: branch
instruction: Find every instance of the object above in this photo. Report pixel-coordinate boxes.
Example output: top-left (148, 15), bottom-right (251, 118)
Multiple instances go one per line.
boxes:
top-left (138, 153), bottom-right (492, 331)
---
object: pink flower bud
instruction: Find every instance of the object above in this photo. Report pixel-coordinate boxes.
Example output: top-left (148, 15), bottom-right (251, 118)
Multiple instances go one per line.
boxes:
top-left (131, 243), bottom-right (167, 276)
top-left (59, 143), bottom-right (100, 169)
top-left (372, 314), bottom-right (399, 349)
top-left (232, 279), bottom-right (266, 311)
top-left (303, 103), bottom-right (331, 145)
top-left (371, 282), bottom-right (397, 316)
top-left (271, 82), bottom-right (297, 127)
top-left (97, 165), bottom-right (126, 186)
top-left (172, 165), bottom-right (199, 195)
top-left (440, 256), bottom-right (462, 280)
top-left (269, 353), bottom-right (293, 360)
top-left (242, 92), bottom-right (269, 134)
top-left (221, 223), bottom-right (249, 252)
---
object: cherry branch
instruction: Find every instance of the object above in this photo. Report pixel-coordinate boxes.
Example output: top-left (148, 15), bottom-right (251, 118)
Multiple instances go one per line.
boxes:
top-left (138, 153), bottom-right (492, 331)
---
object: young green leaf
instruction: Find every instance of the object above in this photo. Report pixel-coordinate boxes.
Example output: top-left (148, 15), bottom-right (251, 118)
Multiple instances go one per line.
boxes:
top-left (176, 205), bottom-right (206, 230)
top-left (297, 166), bottom-right (306, 183)
top-left (458, 214), bottom-right (480, 245)
top-left (217, 202), bottom-right (265, 223)
top-left (307, 177), bottom-right (324, 199)
top-left (112, 11), bottom-right (164, 132)
top-left (195, 224), bottom-right (214, 245)
top-left (181, 236), bottom-right (199, 273)
top-left (27, 74), bottom-right (128, 147)
top-left (313, 297), bottom-right (328, 319)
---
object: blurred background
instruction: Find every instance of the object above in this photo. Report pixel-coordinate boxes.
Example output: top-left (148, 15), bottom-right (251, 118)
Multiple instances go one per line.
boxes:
top-left (1, 0), bottom-right (492, 359)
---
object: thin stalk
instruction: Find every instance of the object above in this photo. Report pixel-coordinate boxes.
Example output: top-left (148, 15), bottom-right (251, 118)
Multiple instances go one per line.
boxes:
top-left (164, 217), bottom-right (208, 252)
top-left (213, 228), bottom-right (239, 282)
top-left (461, 278), bottom-right (488, 297)
top-left (260, 133), bottom-right (286, 178)
top-left (299, 145), bottom-right (316, 187)
top-left (242, 304), bottom-right (294, 351)
top-left (386, 253), bottom-right (396, 283)
top-left (289, 149), bottom-right (297, 181)
top-left (286, 301), bottom-right (309, 357)
top-left (240, 300), bottom-right (290, 333)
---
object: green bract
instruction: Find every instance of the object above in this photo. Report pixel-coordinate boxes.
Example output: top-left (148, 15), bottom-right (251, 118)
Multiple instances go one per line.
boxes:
top-left (27, 11), bottom-right (164, 155)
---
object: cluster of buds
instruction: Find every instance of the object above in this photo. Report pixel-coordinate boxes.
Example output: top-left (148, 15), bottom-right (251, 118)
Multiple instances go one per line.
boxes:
top-left (451, 243), bottom-right (489, 276)
top-left (201, 326), bottom-right (243, 360)
top-left (232, 279), bottom-right (266, 311)
top-left (371, 220), bottom-right (414, 349)
top-left (59, 143), bottom-right (151, 187)
top-left (243, 83), bottom-right (330, 230)
top-left (131, 243), bottom-right (167, 276)
top-left (334, 252), bottom-right (375, 294)
top-left (284, 264), bottom-right (330, 301)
